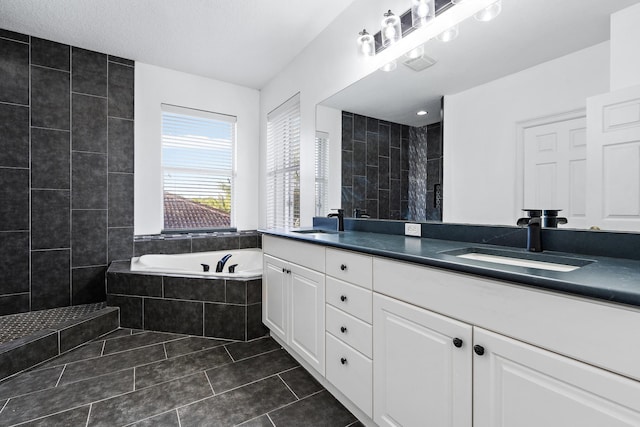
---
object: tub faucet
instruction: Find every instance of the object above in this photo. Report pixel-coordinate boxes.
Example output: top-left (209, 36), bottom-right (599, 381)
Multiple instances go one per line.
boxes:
top-left (517, 209), bottom-right (542, 252)
top-left (328, 209), bottom-right (345, 232)
top-left (216, 254), bottom-right (232, 273)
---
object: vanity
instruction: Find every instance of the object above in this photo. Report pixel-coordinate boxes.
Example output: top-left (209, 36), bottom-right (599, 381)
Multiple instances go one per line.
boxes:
top-left (260, 227), bottom-right (640, 427)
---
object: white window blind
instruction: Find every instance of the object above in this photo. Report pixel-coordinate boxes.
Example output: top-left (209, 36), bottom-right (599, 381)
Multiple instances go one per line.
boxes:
top-left (315, 131), bottom-right (329, 217)
top-left (161, 104), bottom-right (236, 231)
top-left (266, 94), bottom-right (301, 229)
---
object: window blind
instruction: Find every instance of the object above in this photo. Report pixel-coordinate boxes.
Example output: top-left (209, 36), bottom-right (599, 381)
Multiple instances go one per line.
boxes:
top-left (266, 94), bottom-right (301, 229)
top-left (315, 131), bottom-right (329, 217)
top-left (161, 104), bottom-right (236, 230)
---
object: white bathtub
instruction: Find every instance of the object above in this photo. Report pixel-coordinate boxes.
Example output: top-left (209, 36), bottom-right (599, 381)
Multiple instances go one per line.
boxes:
top-left (130, 248), bottom-right (263, 279)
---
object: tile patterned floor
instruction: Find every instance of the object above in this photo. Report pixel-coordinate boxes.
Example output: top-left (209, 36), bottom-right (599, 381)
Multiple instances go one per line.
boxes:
top-left (0, 329), bottom-right (362, 426)
top-left (0, 303), bottom-right (107, 344)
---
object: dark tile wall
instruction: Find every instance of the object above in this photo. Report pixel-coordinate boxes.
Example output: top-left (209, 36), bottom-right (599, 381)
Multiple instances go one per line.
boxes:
top-left (0, 30), bottom-right (135, 315)
top-left (341, 111), bottom-right (410, 219)
top-left (341, 111), bottom-right (443, 221)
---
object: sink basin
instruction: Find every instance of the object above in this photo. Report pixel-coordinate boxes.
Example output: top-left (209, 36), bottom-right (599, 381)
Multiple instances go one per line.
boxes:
top-left (441, 248), bottom-right (592, 272)
top-left (291, 229), bottom-right (338, 235)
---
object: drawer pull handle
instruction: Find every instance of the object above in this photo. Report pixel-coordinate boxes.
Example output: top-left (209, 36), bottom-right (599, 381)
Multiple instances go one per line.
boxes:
top-left (340, 264), bottom-right (347, 271)
top-left (340, 357), bottom-right (348, 365)
top-left (340, 326), bottom-right (347, 333)
top-left (474, 345), bottom-right (485, 356)
top-left (340, 295), bottom-right (348, 302)
top-left (452, 337), bottom-right (463, 348)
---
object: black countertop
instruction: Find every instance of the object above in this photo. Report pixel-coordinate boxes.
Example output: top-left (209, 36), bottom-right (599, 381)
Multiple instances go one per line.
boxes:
top-left (260, 228), bottom-right (640, 308)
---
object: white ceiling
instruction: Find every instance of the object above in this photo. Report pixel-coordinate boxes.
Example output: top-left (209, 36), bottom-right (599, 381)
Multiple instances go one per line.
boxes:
top-left (0, 0), bottom-right (356, 89)
top-left (321, 0), bottom-right (640, 127)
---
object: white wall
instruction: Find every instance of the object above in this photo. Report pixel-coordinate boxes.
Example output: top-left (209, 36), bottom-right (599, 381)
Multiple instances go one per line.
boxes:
top-left (134, 63), bottom-right (260, 235)
top-left (315, 105), bottom-right (343, 213)
top-left (443, 42), bottom-right (610, 226)
top-left (610, 3), bottom-right (640, 91)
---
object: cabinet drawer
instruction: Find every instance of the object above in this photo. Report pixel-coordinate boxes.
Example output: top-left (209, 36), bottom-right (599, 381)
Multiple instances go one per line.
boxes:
top-left (326, 248), bottom-right (372, 289)
top-left (262, 235), bottom-right (325, 272)
top-left (326, 304), bottom-right (372, 358)
top-left (326, 277), bottom-right (372, 323)
top-left (326, 333), bottom-right (372, 417)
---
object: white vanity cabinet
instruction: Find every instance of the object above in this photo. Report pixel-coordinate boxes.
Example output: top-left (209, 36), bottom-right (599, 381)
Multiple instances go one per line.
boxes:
top-left (262, 236), bottom-right (326, 375)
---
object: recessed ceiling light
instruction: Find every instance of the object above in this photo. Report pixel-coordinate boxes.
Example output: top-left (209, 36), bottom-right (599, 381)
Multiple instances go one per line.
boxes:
top-left (417, 110), bottom-right (428, 116)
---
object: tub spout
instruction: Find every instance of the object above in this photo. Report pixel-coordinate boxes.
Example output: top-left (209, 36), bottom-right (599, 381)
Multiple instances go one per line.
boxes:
top-left (215, 254), bottom-right (232, 273)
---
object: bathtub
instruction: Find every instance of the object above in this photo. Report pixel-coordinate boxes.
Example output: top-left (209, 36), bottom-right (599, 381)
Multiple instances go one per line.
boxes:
top-left (130, 248), bottom-right (263, 279)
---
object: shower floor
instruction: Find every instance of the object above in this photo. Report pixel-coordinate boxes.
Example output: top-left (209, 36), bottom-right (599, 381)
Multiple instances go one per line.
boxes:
top-left (0, 303), bottom-right (107, 345)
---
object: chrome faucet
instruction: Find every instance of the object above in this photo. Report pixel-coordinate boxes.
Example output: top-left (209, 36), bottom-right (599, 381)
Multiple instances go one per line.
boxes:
top-left (328, 209), bottom-right (345, 232)
top-left (517, 209), bottom-right (543, 252)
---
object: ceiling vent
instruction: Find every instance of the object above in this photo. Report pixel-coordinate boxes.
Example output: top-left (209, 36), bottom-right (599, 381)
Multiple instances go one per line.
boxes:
top-left (402, 54), bottom-right (437, 72)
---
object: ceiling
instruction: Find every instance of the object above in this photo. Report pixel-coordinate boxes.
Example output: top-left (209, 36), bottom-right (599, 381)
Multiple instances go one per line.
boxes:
top-left (0, 0), bottom-right (356, 89)
top-left (321, 0), bottom-right (640, 127)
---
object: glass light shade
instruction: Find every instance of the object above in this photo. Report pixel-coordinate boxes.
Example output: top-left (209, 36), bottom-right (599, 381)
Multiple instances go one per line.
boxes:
top-left (436, 24), bottom-right (459, 42)
top-left (357, 30), bottom-right (375, 57)
top-left (475, 0), bottom-right (502, 22)
top-left (411, 0), bottom-right (434, 28)
top-left (379, 60), bottom-right (397, 72)
top-left (405, 45), bottom-right (424, 59)
top-left (381, 10), bottom-right (402, 46)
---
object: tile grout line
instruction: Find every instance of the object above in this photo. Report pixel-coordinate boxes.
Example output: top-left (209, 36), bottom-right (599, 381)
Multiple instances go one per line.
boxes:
top-left (276, 374), bottom-right (299, 400)
top-left (204, 371), bottom-right (216, 395)
top-left (28, 33), bottom-right (32, 313)
top-left (176, 408), bottom-right (183, 427)
top-left (0, 398), bottom-right (9, 415)
top-left (266, 413), bottom-right (277, 427)
top-left (223, 344), bottom-right (236, 362)
top-left (100, 339), bottom-right (106, 356)
top-left (133, 366), bottom-right (136, 391)
top-left (84, 403), bottom-right (92, 427)
top-left (54, 365), bottom-right (67, 387)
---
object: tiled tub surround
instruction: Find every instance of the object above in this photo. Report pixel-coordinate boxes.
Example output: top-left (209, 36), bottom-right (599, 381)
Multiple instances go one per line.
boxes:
top-left (133, 230), bottom-right (262, 256)
top-left (0, 28), bottom-right (135, 316)
top-left (107, 261), bottom-right (268, 341)
top-left (0, 304), bottom-right (119, 381)
top-left (340, 111), bottom-right (443, 221)
top-left (0, 331), bottom-right (360, 426)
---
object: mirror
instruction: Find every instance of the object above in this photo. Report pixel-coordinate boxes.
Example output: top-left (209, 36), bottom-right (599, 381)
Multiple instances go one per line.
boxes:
top-left (319, 0), bottom-right (640, 232)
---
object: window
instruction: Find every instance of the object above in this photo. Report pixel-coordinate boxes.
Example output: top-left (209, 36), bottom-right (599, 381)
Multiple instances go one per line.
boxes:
top-left (161, 104), bottom-right (236, 231)
top-left (315, 131), bottom-right (329, 217)
top-left (266, 94), bottom-right (300, 229)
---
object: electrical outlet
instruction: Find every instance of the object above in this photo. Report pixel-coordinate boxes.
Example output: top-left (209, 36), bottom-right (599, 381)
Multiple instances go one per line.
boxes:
top-left (405, 223), bottom-right (421, 237)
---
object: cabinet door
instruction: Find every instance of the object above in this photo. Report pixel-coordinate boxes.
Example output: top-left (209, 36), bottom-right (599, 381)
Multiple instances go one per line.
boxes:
top-left (262, 254), bottom-right (288, 342)
top-left (474, 327), bottom-right (640, 427)
top-left (373, 294), bottom-right (472, 427)
top-left (289, 263), bottom-right (325, 375)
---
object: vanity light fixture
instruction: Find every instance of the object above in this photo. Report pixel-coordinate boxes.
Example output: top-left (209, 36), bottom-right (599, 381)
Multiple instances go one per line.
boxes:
top-left (405, 44), bottom-right (425, 59)
top-left (417, 110), bottom-right (428, 116)
top-left (381, 10), bottom-right (402, 46)
top-left (411, 0), bottom-right (434, 28)
top-left (380, 60), bottom-right (397, 72)
top-left (437, 24), bottom-right (459, 42)
top-left (357, 29), bottom-right (375, 57)
top-left (474, 0), bottom-right (502, 22)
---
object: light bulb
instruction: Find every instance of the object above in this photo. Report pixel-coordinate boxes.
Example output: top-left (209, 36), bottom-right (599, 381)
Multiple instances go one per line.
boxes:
top-left (405, 45), bottom-right (424, 59)
top-left (416, 2), bottom-right (429, 18)
top-left (379, 60), bottom-right (397, 72)
top-left (384, 25), bottom-right (397, 40)
top-left (437, 24), bottom-right (459, 42)
top-left (412, 0), bottom-right (433, 28)
top-left (475, 0), bottom-right (502, 22)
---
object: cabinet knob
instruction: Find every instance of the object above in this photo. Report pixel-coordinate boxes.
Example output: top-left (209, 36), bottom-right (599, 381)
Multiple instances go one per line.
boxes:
top-left (340, 295), bottom-right (348, 302)
top-left (282, 267), bottom-right (285, 273)
top-left (452, 337), bottom-right (463, 348)
top-left (340, 264), bottom-right (347, 271)
top-left (340, 357), bottom-right (348, 365)
top-left (474, 345), bottom-right (485, 356)
top-left (340, 326), bottom-right (347, 333)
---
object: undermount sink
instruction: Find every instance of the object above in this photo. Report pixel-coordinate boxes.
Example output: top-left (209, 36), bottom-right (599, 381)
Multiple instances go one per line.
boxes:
top-left (291, 229), bottom-right (338, 235)
top-left (441, 248), bottom-right (593, 273)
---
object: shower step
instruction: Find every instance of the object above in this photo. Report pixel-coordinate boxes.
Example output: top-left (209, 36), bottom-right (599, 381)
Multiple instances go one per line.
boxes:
top-left (0, 304), bottom-right (119, 381)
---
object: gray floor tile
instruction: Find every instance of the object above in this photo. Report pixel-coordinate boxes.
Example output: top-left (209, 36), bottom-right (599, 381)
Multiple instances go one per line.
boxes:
top-left (135, 346), bottom-right (232, 389)
top-left (164, 336), bottom-right (228, 358)
top-left (17, 405), bottom-right (90, 426)
top-left (98, 328), bottom-right (133, 340)
top-left (127, 410), bottom-right (180, 427)
top-left (59, 344), bottom-right (165, 385)
top-left (0, 365), bottom-right (63, 400)
top-left (237, 415), bottom-right (275, 427)
top-left (268, 391), bottom-right (356, 427)
top-left (178, 376), bottom-right (296, 427)
top-left (206, 349), bottom-right (298, 394)
top-left (278, 367), bottom-right (323, 399)
top-left (87, 373), bottom-right (212, 426)
top-left (34, 341), bottom-right (104, 370)
top-left (0, 369), bottom-right (133, 425)
top-left (225, 336), bottom-right (281, 361)
top-left (102, 331), bottom-right (182, 355)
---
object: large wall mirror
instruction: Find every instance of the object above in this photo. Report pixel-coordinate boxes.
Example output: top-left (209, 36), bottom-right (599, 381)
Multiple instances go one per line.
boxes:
top-left (319, 0), bottom-right (640, 233)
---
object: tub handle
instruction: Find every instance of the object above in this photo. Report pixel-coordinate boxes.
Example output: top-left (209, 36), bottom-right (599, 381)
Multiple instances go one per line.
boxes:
top-left (201, 263), bottom-right (210, 272)
top-left (228, 264), bottom-right (238, 273)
